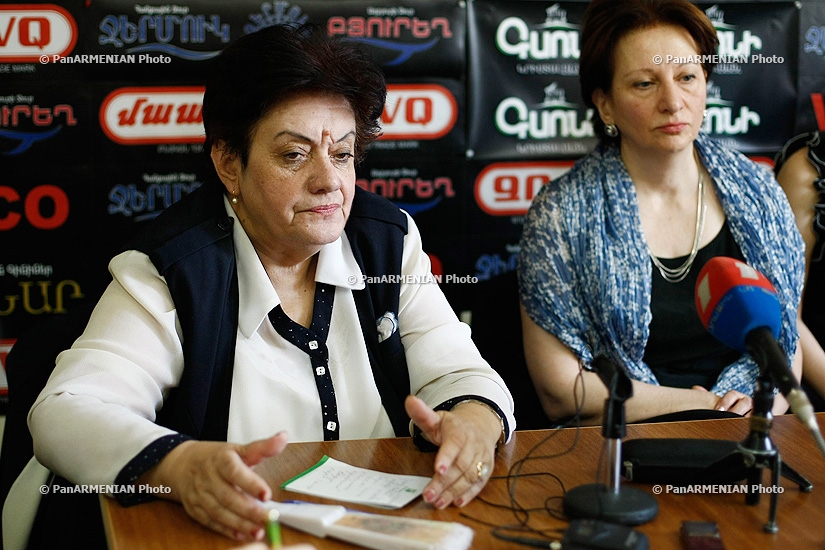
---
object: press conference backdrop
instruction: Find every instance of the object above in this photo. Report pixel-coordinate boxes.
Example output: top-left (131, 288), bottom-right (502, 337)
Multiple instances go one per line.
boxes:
top-left (2, 0), bottom-right (824, 410)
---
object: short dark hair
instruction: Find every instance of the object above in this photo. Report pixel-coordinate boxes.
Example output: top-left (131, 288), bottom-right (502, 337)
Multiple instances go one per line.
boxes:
top-left (580, 0), bottom-right (718, 143)
top-left (203, 23), bottom-right (386, 165)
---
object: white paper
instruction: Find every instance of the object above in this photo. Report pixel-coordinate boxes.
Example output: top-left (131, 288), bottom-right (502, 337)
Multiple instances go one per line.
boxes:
top-left (281, 455), bottom-right (430, 509)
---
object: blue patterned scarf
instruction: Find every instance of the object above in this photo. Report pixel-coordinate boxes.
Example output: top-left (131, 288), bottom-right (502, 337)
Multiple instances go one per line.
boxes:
top-left (519, 133), bottom-right (804, 395)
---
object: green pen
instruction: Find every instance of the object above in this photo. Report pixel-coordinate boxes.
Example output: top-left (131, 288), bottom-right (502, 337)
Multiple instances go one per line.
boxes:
top-left (266, 508), bottom-right (282, 549)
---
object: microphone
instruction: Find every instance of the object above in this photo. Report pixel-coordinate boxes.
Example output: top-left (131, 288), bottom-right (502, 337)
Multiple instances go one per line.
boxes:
top-left (695, 256), bottom-right (825, 456)
top-left (562, 355), bottom-right (659, 526)
top-left (695, 256), bottom-right (790, 393)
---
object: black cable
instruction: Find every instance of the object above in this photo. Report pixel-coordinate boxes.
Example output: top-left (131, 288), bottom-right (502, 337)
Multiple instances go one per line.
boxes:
top-left (491, 528), bottom-right (562, 548)
top-left (459, 366), bottom-right (596, 547)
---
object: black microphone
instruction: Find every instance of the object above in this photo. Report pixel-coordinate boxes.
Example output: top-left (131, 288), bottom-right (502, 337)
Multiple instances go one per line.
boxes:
top-left (563, 356), bottom-right (659, 526)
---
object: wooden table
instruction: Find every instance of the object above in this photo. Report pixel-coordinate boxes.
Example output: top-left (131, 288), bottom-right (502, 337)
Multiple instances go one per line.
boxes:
top-left (101, 413), bottom-right (825, 549)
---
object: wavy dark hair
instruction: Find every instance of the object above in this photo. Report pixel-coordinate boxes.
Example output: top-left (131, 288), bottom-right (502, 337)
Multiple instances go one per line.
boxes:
top-left (203, 23), bottom-right (386, 165)
top-left (580, 0), bottom-right (718, 144)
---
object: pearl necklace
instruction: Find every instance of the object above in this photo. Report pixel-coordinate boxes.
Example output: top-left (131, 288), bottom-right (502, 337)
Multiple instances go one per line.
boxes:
top-left (649, 167), bottom-right (706, 283)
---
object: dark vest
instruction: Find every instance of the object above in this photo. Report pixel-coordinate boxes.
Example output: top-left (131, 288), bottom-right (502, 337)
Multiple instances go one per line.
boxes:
top-left (126, 182), bottom-right (412, 439)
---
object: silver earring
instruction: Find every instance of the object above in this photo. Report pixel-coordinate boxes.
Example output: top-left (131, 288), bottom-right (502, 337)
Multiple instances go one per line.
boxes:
top-left (231, 195), bottom-right (239, 204)
top-left (604, 124), bottom-right (619, 138)
top-left (703, 109), bottom-right (708, 119)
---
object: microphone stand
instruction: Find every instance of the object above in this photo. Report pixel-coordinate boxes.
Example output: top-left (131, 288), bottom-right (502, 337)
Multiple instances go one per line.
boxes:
top-left (702, 372), bottom-right (812, 533)
top-left (562, 356), bottom-right (659, 525)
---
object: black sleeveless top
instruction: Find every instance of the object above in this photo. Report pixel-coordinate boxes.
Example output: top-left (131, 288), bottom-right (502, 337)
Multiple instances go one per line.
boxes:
top-left (643, 221), bottom-right (745, 389)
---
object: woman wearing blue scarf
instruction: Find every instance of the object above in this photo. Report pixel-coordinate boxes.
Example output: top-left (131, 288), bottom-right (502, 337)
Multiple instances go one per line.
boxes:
top-left (519, 0), bottom-right (804, 425)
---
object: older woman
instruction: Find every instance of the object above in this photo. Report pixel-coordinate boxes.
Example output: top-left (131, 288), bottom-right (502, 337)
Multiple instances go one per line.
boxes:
top-left (519, 0), bottom-right (804, 426)
top-left (21, 23), bottom-right (513, 547)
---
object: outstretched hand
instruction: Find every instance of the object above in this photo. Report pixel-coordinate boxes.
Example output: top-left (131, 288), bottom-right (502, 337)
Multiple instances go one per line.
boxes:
top-left (405, 395), bottom-right (502, 509)
top-left (140, 432), bottom-right (289, 541)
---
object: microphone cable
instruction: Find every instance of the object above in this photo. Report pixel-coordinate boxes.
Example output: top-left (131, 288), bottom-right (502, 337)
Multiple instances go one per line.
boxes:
top-left (459, 365), bottom-right (592, 548)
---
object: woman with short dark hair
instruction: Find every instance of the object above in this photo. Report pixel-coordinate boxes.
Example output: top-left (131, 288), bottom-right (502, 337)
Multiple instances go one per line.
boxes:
top-left (21, 23), bottom-right (513, 547)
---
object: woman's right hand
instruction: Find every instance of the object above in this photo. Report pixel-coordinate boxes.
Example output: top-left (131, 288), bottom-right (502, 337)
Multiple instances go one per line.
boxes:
top-left (139, 432), bottom-right (289, 541)
top-left (713, 390), bottom-right (753, 415)
top-left (693, 385), bottom-right (753, 415)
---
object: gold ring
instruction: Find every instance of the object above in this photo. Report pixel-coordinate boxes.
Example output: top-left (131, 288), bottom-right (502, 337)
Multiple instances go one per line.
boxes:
top-left (476, 461), bottom-right (490, 479)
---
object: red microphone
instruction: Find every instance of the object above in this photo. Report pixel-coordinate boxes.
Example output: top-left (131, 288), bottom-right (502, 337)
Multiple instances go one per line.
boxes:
top-left (694, 256), bottom-right (781, 353)
top-left (694, 257), bottom-right (825, 457)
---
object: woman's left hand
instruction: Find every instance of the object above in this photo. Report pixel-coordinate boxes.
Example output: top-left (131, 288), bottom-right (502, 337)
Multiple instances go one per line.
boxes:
top-left (404, 395), bottom-right (502, 509)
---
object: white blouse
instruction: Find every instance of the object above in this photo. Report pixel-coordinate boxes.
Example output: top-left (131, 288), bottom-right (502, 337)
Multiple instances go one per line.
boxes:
top-left (28, 198), bottom-right (515, 486)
